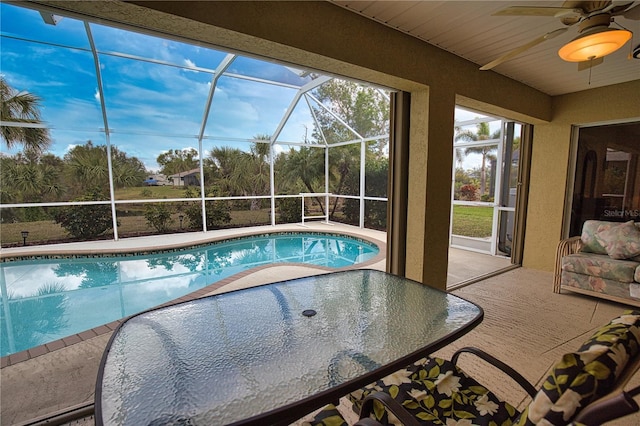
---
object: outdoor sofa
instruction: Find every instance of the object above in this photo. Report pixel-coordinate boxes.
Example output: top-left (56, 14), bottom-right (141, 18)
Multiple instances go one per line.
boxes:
top-left (554, 219), bottom-right (640, 307)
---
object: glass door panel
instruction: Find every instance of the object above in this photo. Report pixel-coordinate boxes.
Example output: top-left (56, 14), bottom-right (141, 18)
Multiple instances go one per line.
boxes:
top-left (496, 122), bottom-right (521, 256)
top-left (569, 122), bottom-right (640, 235)
top-left (452, 107), bottom-right (525, 259)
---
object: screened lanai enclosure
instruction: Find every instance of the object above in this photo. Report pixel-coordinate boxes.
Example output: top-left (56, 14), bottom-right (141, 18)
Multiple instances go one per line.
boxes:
top-left (0, 2), bottom-right (392, 246)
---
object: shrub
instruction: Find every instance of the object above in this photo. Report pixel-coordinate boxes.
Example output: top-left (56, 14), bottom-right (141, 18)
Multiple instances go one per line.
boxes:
top-left (277, 197), bottom-right (302, 223)
top-left (53, 189), bottom-right (113, 238)
top-left (459, 184), bottom-right (478, 201)
top-left (184, 201), bottom-right (231, 230)
top-left (144, 204), bottom-right (173, 232)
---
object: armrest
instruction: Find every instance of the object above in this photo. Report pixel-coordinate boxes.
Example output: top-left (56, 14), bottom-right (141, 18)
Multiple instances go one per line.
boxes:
top-left (571, 356), bottom-right (640, 425)
top-left (451, 347), bottom-right (538, 399)
top-left (571, 384), bottom-right (640, 425)
top-left (357, 392), bottom-right (421, 426)
top-left (553, 235), bottom-right (583, 293)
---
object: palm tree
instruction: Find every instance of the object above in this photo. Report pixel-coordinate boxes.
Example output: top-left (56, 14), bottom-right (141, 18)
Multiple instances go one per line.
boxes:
top-left (328, 144), bottom-right (359, 216)
top-left (0, 153), bottom-right (64, 205)
top-left (209, 146), bottom-right (247, 196)
top-left (247, 135), bottom-right (272, 210)
top-left (281, 146), bottom-right (326, 214)
top-left (455, 122), bottom-right (500, 197)
top-left (208, 136), bottom-right (271, 210)
top-left (0, 77), bottom-right (51, 154)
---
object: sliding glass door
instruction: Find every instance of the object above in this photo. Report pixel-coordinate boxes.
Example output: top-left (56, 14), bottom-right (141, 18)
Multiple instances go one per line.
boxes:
top-left (451, 108), bottom-right (526, 258)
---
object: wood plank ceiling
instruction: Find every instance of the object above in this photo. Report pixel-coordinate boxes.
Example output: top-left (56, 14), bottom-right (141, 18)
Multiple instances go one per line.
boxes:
top-left (330, 1), bottom-right (640, 96)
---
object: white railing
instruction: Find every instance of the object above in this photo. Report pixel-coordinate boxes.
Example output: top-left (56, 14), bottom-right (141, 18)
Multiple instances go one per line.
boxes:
top-left (299, 192), bottom-right (333, 227)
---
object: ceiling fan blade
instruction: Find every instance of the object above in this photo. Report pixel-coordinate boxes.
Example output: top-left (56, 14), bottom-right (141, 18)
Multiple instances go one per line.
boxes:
top-left (621, 2), bottom-right (640, 19)
top-left (480, 28), bottom-right (568, 71)
top-left (577, 57), bottom-right (605, 71)
top-left (492, 6), bottom-right (584, 17)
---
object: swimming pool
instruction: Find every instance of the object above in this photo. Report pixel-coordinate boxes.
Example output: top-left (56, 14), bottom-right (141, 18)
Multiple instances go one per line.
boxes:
top-left (0, 232), bottom-right (379, 358)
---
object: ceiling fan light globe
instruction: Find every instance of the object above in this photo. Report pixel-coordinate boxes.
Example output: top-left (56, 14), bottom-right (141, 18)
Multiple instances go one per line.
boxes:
top-left (558, 29), bottom-right (632, 62)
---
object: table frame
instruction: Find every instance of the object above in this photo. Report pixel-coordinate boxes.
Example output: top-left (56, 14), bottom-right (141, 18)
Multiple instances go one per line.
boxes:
top-left (95, 269), bottom-right (483, 426)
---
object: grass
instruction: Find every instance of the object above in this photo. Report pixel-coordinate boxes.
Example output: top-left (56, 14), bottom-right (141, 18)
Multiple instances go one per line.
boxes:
top-left (451, 205), bottom-right (493, 238)
top-left (1, 208), bottom-right (273, 247)
top-left (114, 185), bottom-right (187, 200)
top-left (2, 203), bottom-right (494, 246)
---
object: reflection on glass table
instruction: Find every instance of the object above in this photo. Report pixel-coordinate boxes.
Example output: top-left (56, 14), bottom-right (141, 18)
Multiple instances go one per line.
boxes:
top-left (95, 269), bottom-right (483, 425)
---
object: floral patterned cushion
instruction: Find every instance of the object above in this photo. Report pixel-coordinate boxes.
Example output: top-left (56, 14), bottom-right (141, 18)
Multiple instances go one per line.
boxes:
top-left (348, 356), bottom-right (519, 425)
top-left (561, 270), bottom-right (639, 300)
top-left (594, 220), bottom-right (640, 260)
top-left (562, 252), bottom-right (638, 283)
top-left (347, 310), bottom-right (640, 426)
top-left (303, 404), bottom-right (349, 426)
top-left (514, 310), bottom-right (640, 425)
top-left (581, 220), bottom-right (616, 255)
top-left (580, 220), bottom-right (640, 260)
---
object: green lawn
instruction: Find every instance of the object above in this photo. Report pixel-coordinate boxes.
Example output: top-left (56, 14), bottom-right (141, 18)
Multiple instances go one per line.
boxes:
top-left (451, 205), bottom-right (493, 238)
top-left (1, 208), bottom-right (272, 247)
top-left (114, 185), bottom-right (187, 200)
top-left (3, 201), bottom-right (494, 246)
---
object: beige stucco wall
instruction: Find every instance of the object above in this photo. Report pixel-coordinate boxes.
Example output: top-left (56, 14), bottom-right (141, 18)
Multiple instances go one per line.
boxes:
top-left (39, 0), bottom-right (639, 284)
top-left (524, 80), bottom-right (640, 271)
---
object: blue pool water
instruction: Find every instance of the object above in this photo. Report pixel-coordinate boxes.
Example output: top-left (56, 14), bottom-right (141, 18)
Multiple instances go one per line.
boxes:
top-left (0, 232), bottom-right (379, 358)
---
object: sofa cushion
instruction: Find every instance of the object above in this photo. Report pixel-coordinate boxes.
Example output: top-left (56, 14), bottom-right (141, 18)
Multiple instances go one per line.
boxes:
top-left (303, 404), bottom-right (348, 426)
top-left (594, 220), bottom-right (640, 260)
top-left (636, 265), bottom-right (640, 283)
top-left (580, 220), bottom-right (640, 260)
top-left (349, 356), bottom-right (519, 425)
top-left (561, 271), bottom-right (640, 300)
top-left (562, 252), bottom-right (638, 283)
top-left (581, 220), bottom-right (616, 255)
top-left (515, 310), bottom-right (640, 425)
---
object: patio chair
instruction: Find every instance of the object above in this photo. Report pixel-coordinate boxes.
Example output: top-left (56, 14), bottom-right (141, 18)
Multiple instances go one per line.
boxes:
top-left (305, 309), bottom-right (640, 426)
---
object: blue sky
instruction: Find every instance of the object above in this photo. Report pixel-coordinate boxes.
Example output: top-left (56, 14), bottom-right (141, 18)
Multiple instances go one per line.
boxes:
top-left (0, 2), bottom-right (323, 171)
top-left (1, 2), bottom-right (498, 173)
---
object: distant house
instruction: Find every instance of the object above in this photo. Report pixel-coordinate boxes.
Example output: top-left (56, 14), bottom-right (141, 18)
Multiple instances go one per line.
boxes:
top-left (168, 168), bottom-right (200, 186)
top-left (143, 174), bottom-right (171, 186)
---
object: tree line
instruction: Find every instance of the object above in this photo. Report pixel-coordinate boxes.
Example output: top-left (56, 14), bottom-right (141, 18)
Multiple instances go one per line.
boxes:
top-left (1, 77), bottom-right (390, 238)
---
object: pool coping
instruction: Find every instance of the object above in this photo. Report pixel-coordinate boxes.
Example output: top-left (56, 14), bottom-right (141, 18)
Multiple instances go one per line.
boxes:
top-left (1, 228), bottom-right (386, 367)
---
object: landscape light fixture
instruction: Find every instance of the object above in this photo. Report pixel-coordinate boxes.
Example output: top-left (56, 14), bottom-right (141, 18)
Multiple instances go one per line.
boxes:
top-left (21, 230), bottom-right (29, 246)
top-left (558, 15), bottom-right (632, 62)
top-left (179, 215), bottom-right (184, 229)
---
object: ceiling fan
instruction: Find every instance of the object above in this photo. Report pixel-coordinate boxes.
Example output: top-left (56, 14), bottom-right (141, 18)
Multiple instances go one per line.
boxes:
top-left (480, 1), bottom-right (640, 70)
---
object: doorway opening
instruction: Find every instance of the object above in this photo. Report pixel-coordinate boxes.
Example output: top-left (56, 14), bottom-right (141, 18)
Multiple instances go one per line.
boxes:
top-left (449, 107), bottom-right (529, 285)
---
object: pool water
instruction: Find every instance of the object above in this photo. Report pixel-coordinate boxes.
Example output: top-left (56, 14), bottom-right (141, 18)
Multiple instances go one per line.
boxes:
top-left (0, 232), bottom-right (379, 357)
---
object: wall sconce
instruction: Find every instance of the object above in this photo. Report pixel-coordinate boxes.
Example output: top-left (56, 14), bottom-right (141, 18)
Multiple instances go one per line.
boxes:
top-left (558, 15), bottom-right (632, 62)
top-left (179, 215), bottom-right (184, 230)
top-left (21, 230), bottom-right (29, 246)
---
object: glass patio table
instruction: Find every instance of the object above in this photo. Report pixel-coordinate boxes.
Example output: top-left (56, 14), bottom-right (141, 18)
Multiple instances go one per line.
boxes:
top-left (95, 269), bottom-right (483, 426)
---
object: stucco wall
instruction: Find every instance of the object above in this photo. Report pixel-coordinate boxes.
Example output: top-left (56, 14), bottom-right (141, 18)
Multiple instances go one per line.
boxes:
top-left (524, 80), bottom-right (640, 271)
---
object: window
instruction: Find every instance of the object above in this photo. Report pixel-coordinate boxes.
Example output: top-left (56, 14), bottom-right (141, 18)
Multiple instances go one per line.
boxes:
top-left (569, 121), bottom-right (640, 235)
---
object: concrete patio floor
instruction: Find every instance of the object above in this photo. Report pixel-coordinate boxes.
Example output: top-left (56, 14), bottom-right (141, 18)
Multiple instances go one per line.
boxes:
top-left (6, 267), bottom-right (640, 425)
